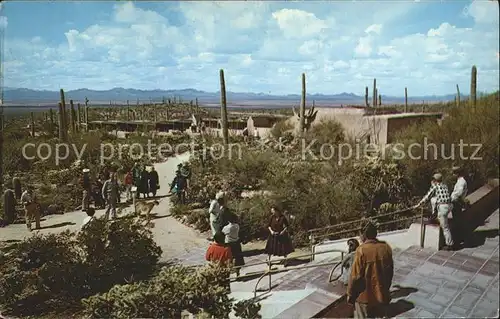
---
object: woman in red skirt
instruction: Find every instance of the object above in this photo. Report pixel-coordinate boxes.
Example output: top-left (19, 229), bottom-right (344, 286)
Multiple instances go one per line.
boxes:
top-left (265, 206), bottom-right (294, 266)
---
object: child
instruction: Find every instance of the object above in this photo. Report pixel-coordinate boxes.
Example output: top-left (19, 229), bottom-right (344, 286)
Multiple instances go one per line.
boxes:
top-left (81, 207), bottom-right (96, 230)
top-left (222, 212), bottom-right (245, 277)
top-left (205, 232), bottom-right (233, 265)
top-left (340, 238), bottom-right (360, 285)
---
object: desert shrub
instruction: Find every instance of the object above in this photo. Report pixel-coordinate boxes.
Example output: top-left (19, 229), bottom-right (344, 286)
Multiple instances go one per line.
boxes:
top-left (188, 148), bottom-right (280, 205)
top-left (394, 92), bottom-right (499, 194)
top-left (82, 264), bottom-right (259, 319)
top-left (270, 119), bottom-right (294, 138)
top-left (0, 217), bottom-right (162, 316)
top-left (304, 118), bottom-right (346, 157)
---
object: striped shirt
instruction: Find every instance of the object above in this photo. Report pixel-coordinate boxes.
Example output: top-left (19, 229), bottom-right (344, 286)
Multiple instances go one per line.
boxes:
top-left (419, 183), bottom-right (451, 205)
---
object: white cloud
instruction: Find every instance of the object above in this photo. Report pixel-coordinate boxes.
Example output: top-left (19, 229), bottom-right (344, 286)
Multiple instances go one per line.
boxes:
top-left (271, 9), bottom-right (331, 39)
top-left (365, 24), bottom-right (382, 34)
top-left (3, 1), bottom-right (499, 96)
top-left (355, 37), bottom-right (373, 57)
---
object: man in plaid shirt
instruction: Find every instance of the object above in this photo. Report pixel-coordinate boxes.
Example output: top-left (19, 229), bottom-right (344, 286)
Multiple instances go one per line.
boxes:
top-left (415, 173), bottom-right (454, 250)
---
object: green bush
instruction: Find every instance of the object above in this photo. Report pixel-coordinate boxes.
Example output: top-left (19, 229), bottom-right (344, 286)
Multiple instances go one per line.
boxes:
top-left (82, 264), bottom-right (260, 319)
top-left (0, 217), bottom-right (162, 316)
top-left (394, 92), bottom-right (499, 194)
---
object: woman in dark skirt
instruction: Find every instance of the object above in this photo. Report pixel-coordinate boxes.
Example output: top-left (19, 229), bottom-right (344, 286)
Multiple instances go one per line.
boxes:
top-left (222, 212), bottom-right (245, 277)
top-left (265, 206), bottom-right (294, 265)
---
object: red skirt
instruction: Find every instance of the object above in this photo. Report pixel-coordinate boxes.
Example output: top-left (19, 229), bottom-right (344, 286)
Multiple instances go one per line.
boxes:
top-left (265, 233), bottom-right (294, 257)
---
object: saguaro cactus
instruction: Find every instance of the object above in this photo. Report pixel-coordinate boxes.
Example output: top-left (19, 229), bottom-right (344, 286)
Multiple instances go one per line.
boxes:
top-left (219, 69), bottom-right (229, 145)
top-left (3, 188), bottom-right (16, 224)
top-left (470, 65), bottom-right (477, 109)
top-left (372, 78), bottom-right (377, 107)
top-left (70, 99), bottom-right (76, 134)
top-left (12, 177), bottom-right (22, 200)
top-left (292, 73), bottom-right (317, 133)
top-left (404, 87), bottom-right (408, 112)
top-left (77, 103), bottom-right (81, 132)
top-left (365, 86), bottom-right (369, 107)
top-left (60, 89), bottom-right (68, 140)
top-left (456, 84), bottom-right (461, 107)
top-left (301, 73), bottom-right (307, 132)
top-left (30, 112), bottom-right (35, 137)
top-left (58, 102), bottom-right (66, 141)
top-left (84, 97), bottom-right (89, 131)
top-left (378, 94), bottom-right (382, 106)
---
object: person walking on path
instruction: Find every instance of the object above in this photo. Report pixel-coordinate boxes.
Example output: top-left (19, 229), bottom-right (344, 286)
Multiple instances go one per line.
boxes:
top-left (341, 238), bottom-right (360, 286)
top-left (208, 191), bottom-right (225, 239)
top-left (124, 171), bottom-right (133, 203)
top-left (415, 173), bottom-right (454, 250)
top-left (139, 167), bottom-right (150, 199)
top-left (265, 206), bottom-right (294, 266)
top-left (169, 170), bottom-right (188, 204)
top-left (451, 166), bottom-right (468, 246)
top-left (102, 172), bottom-right (119, 220)
top-left (149, 166), bottom-right (160, 197)
top-left (21, 185), bottom-right (41, 231)
top-left (222, 212), bottom-right (245, 277)
top-left (132, 162), bottom-right (141, 198)
top-left (347, 221), bottom-right (394, 319)
top-left (81, 168), bottom-right (92, 211)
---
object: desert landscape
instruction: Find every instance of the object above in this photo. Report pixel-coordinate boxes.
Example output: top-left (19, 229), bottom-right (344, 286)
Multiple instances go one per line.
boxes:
top-left (0, 1), bottom-right (499, 319)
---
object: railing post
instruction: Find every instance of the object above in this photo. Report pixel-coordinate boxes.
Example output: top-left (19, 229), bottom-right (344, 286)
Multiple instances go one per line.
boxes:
top-left (268, 256), bottom-right (272, 291)
top-left (340, 252), bottom-right (344, 276)
top-left (310, 234), bottom-right (315, 262)
top-left (420, 207), bottom-right (425, 248)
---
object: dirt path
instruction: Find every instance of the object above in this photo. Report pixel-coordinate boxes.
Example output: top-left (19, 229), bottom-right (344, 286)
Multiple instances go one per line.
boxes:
top-left (0, 152), bottom-right (209, 261)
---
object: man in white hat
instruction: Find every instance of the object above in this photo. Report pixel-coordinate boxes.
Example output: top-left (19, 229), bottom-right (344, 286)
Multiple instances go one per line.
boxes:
top-left (208, 191), bottom-right (225, 240)
top-left (414, 173), bottom-right (454, 250)
top-left (450, 166), bottom-right (468, 245)
top-left (81, 168), bottom-right (92, 211)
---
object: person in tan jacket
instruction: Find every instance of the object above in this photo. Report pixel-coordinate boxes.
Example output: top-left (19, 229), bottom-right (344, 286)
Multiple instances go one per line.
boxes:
top-left (347, 221), bottom-right (394, 318)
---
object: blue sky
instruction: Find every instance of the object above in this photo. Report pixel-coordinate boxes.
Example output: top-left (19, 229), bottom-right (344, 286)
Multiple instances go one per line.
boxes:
top-left (1, 1), bottom-right (498, 96)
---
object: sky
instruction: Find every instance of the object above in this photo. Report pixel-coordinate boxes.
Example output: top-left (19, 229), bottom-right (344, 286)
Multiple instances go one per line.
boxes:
top-left (0, 0), bottom-right (499, 96)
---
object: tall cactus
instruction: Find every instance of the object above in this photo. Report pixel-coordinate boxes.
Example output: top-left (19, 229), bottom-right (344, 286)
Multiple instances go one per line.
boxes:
top-left (60, 89), bottom-right (67, 140)
top-left (404, 87), bottom-right (408, 112)
top-left (456, 84), bottom-right (461, 107)
top-left (293, 73), bottom-right (317, 133)
top-left (372, 78), bottom-right (377, 107)
top-left (378, 94), bottom-right (382, 106)
top-left (70, 99), bottom-right (76, 134)
top-left (3, 188), bottom-right (16, 224)
top-left (84, 97), bottom-right (89, 131)
top-left (58, 102), bottom-right (65, 141)
top-left (77, 103), bottom-right (81, 132)
top-left (299, 73), bottom-right (306, 134)
top-left (219, 69), bottom-right (229, 145)
top-left (470, 65), bottom-right (477, 109)
top-left (12, 177), bottom-right (21, 200)
top-left (365, 86), bottom-right (369, 107)
top-left (30, 112), bottom-right (35, 137)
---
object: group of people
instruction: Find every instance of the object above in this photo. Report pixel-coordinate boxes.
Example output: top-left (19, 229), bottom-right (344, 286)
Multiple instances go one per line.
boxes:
top-left (339, 166), bottom-right (469, 318)
top-left (80, 163), bottom-right (160, 220)
top-left (205, 191), bottom-right (295, 278)
top-left (413, 166), bottom-right (468, 251)
top-left (168, 162), bottom-right (191, 204)
top-left (130, 163), bottom-right (160, 199)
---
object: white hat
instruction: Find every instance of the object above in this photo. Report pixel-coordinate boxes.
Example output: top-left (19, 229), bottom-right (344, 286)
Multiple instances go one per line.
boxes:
top-left (83, 168), bottom-right (90, 173)
top-left (215, 191), bottom-right (225, 199)
top-left (432, 173), bottom-right (442, 182)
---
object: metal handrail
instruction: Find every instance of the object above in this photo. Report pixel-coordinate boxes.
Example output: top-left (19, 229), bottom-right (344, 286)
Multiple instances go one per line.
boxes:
top-left (252, 248), bottom-right (347, 298)
top-left (308, 207), bottom-right (415, 233)
top-left (308, 206), bottom-right (420, 261)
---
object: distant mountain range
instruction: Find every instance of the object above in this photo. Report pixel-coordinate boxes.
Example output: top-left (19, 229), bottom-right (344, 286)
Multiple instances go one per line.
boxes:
top-left (2, 87), bottom-right (465, 107)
